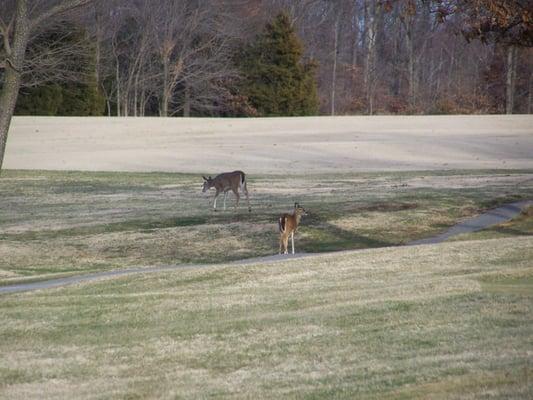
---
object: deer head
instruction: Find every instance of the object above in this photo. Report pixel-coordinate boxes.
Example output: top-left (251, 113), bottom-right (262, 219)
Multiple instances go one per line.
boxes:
top-left (202, 176), bottom-right (213, 192)
top-left (294, 202), bottom-right (308, 216)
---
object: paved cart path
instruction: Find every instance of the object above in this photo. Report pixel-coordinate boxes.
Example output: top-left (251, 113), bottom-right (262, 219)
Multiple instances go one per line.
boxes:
top-left (409, 199), bottom-right (533, 245)
top-left (1, 199), bottom-right (532, 295)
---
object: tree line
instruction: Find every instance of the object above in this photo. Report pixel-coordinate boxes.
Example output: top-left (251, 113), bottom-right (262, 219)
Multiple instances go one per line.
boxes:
top-left (2, 0), bottom-right (532, 120)
top-left (1, 1), bottom-right (532, 170)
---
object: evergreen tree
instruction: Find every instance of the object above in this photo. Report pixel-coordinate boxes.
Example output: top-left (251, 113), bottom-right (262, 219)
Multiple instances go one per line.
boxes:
top-left (15, 22), bottom-right (105, 116)
top-left (240, 13), bottom-right (319, 116)
top-left (15, 85), bottom-right (63, 116)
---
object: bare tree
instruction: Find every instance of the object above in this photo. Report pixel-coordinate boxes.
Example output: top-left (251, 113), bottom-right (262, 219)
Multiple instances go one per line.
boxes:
top-left (505, 44), bottom-right (517, 113)
top-left (0, 0), bottom-right (94, 171)
top-left (150, 0), bottom-right (238, 117)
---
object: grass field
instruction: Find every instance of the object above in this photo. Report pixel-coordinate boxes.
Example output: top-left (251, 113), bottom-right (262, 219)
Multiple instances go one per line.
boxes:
top-left (6, 115), bottom-right (533, 173)
top-left (1, 236), bottom-right (532, 399)
top-left (2, 165), bottom-right (532, 398)
top-left (2, 169), bottom-right (533, 285)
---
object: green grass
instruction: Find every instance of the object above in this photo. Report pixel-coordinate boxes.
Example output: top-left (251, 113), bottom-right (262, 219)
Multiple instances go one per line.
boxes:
top-left (1, 169), bottom-right (532, 285)
top-left (448, 206), bottom-right (533, 242)
top-left (1, 237), bottom-right (531, 398)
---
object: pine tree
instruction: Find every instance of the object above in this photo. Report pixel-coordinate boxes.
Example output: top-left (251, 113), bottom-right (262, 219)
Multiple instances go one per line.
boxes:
top-left (240, 13), bottom-right (319, 116)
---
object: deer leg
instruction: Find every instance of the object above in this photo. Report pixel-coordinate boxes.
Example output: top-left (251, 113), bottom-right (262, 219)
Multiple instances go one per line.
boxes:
top-left (291, 232), bottom-right (295, 254)
top-left (223, 191), bottom-right (227, 210)
top-left (232, 188), bottom-right (240, 210)
top-left (244, 182), bottom-right (251, 212)
top-left (213, 190), bottom-right (220, 211)
top-left (283, 235), bottom-right (289, 255)
top-left (279, 234), bottom-right (284, 254)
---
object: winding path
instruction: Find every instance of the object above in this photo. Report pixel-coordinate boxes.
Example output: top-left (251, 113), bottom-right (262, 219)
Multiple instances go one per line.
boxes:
top-left (2, 200), bottom-right (532, 295)
top-left (409, 199), bottom-right (533, 245)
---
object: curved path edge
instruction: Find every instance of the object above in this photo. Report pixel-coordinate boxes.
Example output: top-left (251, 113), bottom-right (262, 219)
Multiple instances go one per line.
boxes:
top-left (408, 199), bottom-right (533, 245)
top-left (2, 200), bottom-right (532, 295)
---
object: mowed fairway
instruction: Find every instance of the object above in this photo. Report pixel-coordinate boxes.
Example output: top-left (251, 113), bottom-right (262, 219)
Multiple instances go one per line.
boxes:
top-left (1, 237), bottom-right (532, 398)
top-left (1, 115), bottom-right (533, 398)
top-left (2, 169), bottom-right (533, 285)
top-left (5, 115), bottom-right (533, 173)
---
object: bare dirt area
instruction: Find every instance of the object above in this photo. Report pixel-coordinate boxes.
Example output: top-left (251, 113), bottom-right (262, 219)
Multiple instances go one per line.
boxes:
top-left (4, 115), bottom-right (533, 174)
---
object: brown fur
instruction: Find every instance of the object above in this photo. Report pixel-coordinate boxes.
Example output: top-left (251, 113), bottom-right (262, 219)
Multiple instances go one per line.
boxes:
top-left (279, 203), bottom-right (307, 254)
top-left (202, 170), bottom-right (251, 212)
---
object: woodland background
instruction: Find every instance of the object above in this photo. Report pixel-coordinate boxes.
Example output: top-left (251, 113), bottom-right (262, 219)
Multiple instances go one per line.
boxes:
top-left (2, 0), bottom-right (533, 118)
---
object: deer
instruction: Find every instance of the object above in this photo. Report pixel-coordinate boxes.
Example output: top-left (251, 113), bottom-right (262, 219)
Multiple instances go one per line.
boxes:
top-left (279, 202), bottom-right (308, 255)
top-left (202, 170), bottom-right (251, 212)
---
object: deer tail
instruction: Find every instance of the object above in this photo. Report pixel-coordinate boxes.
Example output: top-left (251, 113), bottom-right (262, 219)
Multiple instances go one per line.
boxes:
top-left (278, 216), bottom-right (286, 233)
top-left (240, 171), bottom-right (247, 192)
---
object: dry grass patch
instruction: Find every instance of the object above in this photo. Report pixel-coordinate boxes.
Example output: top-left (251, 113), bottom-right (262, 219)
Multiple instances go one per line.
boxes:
top-left (1, 169), bottom-right (532, 284)
top-left (1, 237), bottom-right (532, 398)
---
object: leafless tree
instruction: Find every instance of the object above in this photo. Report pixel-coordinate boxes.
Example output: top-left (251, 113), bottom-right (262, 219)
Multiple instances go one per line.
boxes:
top-left (147, 0), bottom-right (238, 117)
top-left (0, 0), bottom-right (95, 170)
top-left (1, 0), bottom-right (532, 151)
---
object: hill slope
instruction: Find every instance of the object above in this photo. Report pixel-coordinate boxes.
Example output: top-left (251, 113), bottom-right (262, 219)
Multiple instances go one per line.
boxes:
top-left (1, 236), bottom-right (532, 398)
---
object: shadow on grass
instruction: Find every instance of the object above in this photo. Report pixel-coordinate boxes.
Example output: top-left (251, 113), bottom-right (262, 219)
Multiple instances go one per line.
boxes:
top-left (299, 213), bottom-right (395, 253)
top-left (485, 226), bottom-right (532, 237)
top-left (0, 216), bottom-right (206, 241)
top-left (0, 211), bottom-right (277, 241)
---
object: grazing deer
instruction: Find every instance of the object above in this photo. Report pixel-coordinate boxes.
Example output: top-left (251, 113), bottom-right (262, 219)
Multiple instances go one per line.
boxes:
top-left (202, 170), bottom-right (251, 212)
top-left (279, 203), bottom-right (307, 255)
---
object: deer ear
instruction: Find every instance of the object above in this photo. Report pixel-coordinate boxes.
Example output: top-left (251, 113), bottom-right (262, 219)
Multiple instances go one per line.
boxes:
top-left (294, 202), bottom-right (299, 208)
top-left (202, 176), bottom-right (208, 181)
top-left (208, 176), bottom-right (212, 180)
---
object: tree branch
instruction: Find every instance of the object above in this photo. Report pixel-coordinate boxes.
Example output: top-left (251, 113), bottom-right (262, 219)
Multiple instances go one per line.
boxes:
top-left (5, 57), bottom-right (22, 73)
top-left (31, 0), bottom-right (95, 29)
top-left (0, 15), bottom-right (14, 56)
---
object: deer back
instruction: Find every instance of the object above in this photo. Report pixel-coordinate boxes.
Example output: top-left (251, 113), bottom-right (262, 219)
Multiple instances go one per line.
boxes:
top-left (279, 213), bottom-right (298, 234)
top-left (213, 171), bottom-right (243, 191)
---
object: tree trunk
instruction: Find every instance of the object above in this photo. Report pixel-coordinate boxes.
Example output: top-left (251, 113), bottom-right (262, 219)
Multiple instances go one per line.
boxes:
top-left (140, 89), bottom-right (145, 117)
top-left (94, 6), bottom-right (101, 86)
top-left (331, 14), bottom-right (339, 116)
top-left (406, 23), bottom-right (415, 109)
top-left (364, 1), bottom-right (380, 115)
top-left (161, 55), bottom-right (170, 117)
top-left (527, 72), bottom-right (533, 114)
top-left (506, 45), bottom-right (516, 114)
top-left (0, 0), bottom-right (30, 171)
top-left (134, 63), bottom-right (143, 117)
top-left (350, 5), bottom-right (358, 84)
top-left (114, 51), bottom-right (121, 117)
top-left (123, 94), bottom-right (128, 116)
top-left (183, 85), bottom-right (191, 117)
top-left (363, 1), bottom-right (371, 90)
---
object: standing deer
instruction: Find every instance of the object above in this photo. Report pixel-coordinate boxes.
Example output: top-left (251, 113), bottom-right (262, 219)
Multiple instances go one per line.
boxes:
top-left (279, 203), bottom-right (308, 255)
top-left (202, 170), bottom-right (251, 212)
